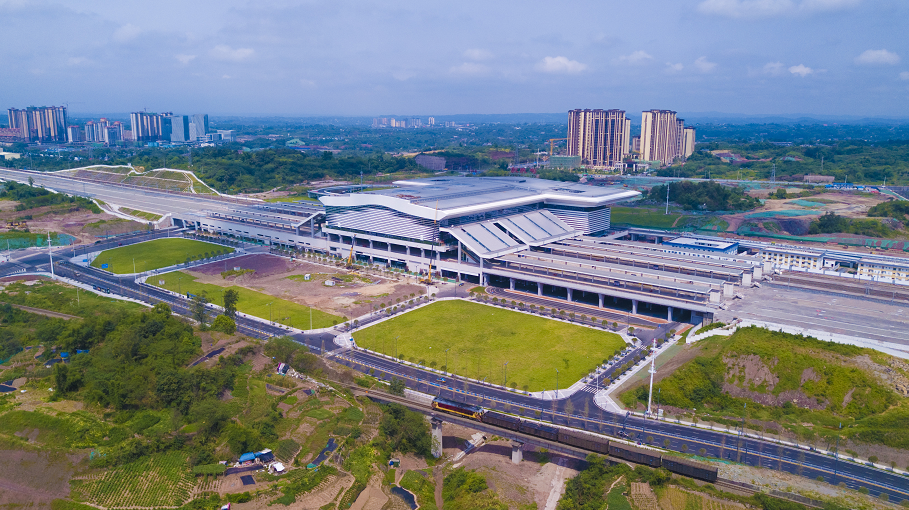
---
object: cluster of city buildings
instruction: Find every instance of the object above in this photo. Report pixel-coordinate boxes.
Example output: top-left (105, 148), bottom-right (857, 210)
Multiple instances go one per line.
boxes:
top-left (566, 109), bottom-right (696, 170)
top-left (371, 117), bottom-right (436, 128)
top-left (3, 106), bottom-right (235, 146)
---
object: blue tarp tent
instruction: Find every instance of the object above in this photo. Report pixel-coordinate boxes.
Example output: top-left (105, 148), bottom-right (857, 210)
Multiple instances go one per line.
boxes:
top-left (239, 452), bottom-right (256, 462)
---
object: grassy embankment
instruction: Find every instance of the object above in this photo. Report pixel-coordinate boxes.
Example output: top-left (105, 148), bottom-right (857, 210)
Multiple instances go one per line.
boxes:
top-left (621, 326), bottom-right (909, 451)
top-left (354, 300), bottom-right (625, 392)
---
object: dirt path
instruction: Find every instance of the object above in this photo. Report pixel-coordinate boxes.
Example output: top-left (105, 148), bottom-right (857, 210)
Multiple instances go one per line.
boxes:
top-left (0, 301), bottom-right (80, 320)
top-left (542, 458), bottom-right (569, 510)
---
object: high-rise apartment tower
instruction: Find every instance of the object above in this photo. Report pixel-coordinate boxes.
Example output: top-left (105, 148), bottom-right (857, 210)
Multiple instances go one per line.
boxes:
top-left (567, 109), bottom-right (631, 169)
top-left (8, 106), bottom-right (68, 143)
top-left (640, 110), bottom-right (688, 166)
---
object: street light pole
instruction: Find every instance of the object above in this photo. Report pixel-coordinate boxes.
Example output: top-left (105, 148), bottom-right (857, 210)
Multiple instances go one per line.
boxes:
top-left (556, 368), bottom-right (559, 399)
top-left (503, 361), bottom-right (508, 387)
top-left (445, 348), bottom-right (450, 373)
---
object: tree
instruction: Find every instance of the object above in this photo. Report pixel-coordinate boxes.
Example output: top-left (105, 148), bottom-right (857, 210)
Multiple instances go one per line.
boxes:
top-left (211, 315), bottom-right (236, 334)
top-left (191, 292), bottom-right (208, 327)
top-left (224, 289), bottom-right (240, 319)
top-left (389, 377), bottom-right (406, 396)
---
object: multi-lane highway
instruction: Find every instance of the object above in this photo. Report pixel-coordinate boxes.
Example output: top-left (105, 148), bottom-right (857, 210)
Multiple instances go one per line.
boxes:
top-left (0, 167), bottom-right (239, 215)
top-left (1, 229), bottom-right (907, 502)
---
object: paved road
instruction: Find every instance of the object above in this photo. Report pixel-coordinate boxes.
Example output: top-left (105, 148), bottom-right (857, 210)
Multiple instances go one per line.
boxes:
top-left (1, 232), bottom-right (907, 502)
top-left (0, 167), bottom-right (235, 215)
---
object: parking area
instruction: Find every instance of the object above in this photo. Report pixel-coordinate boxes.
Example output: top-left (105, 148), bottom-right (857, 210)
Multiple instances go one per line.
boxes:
top-left (716, 284), bottom-right (909, 347)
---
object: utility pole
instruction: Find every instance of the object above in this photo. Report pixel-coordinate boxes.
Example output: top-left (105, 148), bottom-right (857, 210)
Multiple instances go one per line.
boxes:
top-left (646, 337), bottom-right (656, 416)
top-left (47, 232), bottom-right (55, 279)
top-left (771, 163), bottom-right (776, 183)
top-left (665, 182), bottom-right (670, 215)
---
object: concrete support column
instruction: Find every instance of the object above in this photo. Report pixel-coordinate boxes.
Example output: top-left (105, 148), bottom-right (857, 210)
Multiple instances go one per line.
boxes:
top-left (632, 299), bottom-right (638, 315)
top-left (598, 294), bottom-right (604, 307)
top-left (667, 306), bottom-right (673, 321)
top-left (566, 288), bottom-right (573, 302)
top-left (431, 418), bottom-right (443, 458)
top-left (309, 218), bottom-right (314, 237)
top-left (369, 240), bottom-right (373, 249)
top-left (511, 440), bottom-right (524, 464)
top-left (457, 241), bottom-right (462, 262)
top-left (537, 282), bottom-right (543, 296)
top-left (509, 278), bottom-right (515, 291)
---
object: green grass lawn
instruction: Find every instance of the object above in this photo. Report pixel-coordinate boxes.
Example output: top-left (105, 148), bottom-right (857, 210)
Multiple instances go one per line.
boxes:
top-left (90, 238), bottom-right (234, 274)
top-left (609, 206), bottom-right (682, 229)
top-left (151, 271), bottom-right (342, 329)
top-left (354, 300), bottom-right (625, 392)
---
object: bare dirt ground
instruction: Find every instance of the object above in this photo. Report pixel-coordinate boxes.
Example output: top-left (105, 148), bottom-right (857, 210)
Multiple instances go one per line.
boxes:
top-left (188, 255), bottom-right (425, 318)
top-left (0, 447), bottom-right (80, 509)
top-left (441, 421), bottom-right (582, 510)
top-left (0, 200), bottom-right (146, 245)
top-left (722, 191), bottom-right (893, 234)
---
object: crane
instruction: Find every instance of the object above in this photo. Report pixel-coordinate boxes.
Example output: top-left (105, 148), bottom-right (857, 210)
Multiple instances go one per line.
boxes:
top-left (346, 237), bottom-right (356, 268)
top-left (548, 138), bottom-right (568, 156)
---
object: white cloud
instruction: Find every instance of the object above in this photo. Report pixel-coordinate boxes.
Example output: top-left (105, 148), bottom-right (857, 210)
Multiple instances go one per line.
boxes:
top-left (300, 79), bottom-right (316, 87)
top-left (463, 48), bottom-right (493, 61)
top-left (855, 49), bottom-right (900, 65)
top-left (535, 56), bottom-right (588, 74)
top-left (666, 62), bottom-right (684, 72)
top-left (697, 0), bottom-right (859, 19)
top-left (210, 45), bottom-right (254, 62)
top-left (450, 62), bottom-right (489, 75)
top-left (617, 50), bottom-right (653, 65)
top-left (67, 56), bottom-right (90, 66)
top-left (900, 72), bottom-right (909, 81)
top-left (694, 56), bottom-right (717, 72)
top-left (789, 64), bottom-right (814, 76)
top-left (113, 23), bottom-right (141, 43)
top-left (175, 54), bottom-right (196, 65)
top-left (222, 74), bottom-right (231, 79)
top-left (763, 61), bottom-right (785, 75)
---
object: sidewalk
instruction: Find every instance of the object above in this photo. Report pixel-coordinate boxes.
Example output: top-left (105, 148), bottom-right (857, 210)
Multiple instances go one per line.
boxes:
top-left (593, 337), bottom-right (677, 413)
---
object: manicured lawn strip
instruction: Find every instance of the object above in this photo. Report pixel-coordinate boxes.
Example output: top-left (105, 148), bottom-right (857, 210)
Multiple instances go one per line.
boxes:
top-left (151, 271), bottom-right (341, 329)
top-left (354, 300), bottom-right (625, 392)
top-left (90, 238), bottom-right (234, 274)
top-left (121, 208), bottom-right (163, 221)
top-left (609, 206), bottom-right (683, 229)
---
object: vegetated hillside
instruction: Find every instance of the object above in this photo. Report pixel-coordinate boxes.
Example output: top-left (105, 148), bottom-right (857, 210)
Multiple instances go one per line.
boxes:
top-left (808, 211), bottom-right (897, 237)
top-left (653, 139), bottom-right (909, 185)
top-left (0, 280), bottom-right (436, 509)
top-left (648, 181), bottom-right (760, 211)
top-left (621, 327), bottom-right (909, 449)
top-left (1, 180), bottom-right (101, 214)
top-left (868, 200), bottom-right (909, 223)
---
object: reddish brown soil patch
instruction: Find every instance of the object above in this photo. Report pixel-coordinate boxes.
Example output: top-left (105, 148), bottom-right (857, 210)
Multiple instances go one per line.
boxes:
top-left (0, 275), bottom-right (50, 283)
top-left (0, 448), bottom-right (77, 508)
top-left (193, 254), bottom-right (291, 277)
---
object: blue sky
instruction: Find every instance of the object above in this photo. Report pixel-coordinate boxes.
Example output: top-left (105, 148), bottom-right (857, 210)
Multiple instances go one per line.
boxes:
top-left (2, 0), bottom-right (908, 117)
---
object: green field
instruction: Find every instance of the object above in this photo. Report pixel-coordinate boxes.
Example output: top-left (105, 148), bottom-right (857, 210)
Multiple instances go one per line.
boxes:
top-left (90, 238), bottom-right (234, 274)
top-left (353, 300), bottom-right (625, 392)
top-left (609, 206), bottom-right (682, 229)
top-left (151, 271), bottom-right (342, 329)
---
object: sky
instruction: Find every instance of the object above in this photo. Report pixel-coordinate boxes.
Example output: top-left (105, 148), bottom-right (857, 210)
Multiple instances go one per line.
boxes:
top-left (2, 0), bottom-right (908, 118)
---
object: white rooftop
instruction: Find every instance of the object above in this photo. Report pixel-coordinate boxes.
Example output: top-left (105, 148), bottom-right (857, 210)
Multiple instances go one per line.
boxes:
top-left (319, 176), bottom-right (639, 221)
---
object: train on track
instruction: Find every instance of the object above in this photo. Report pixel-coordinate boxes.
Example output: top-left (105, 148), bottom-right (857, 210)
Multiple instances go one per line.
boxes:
top-left (431, 397), bottom-right (717, 483)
